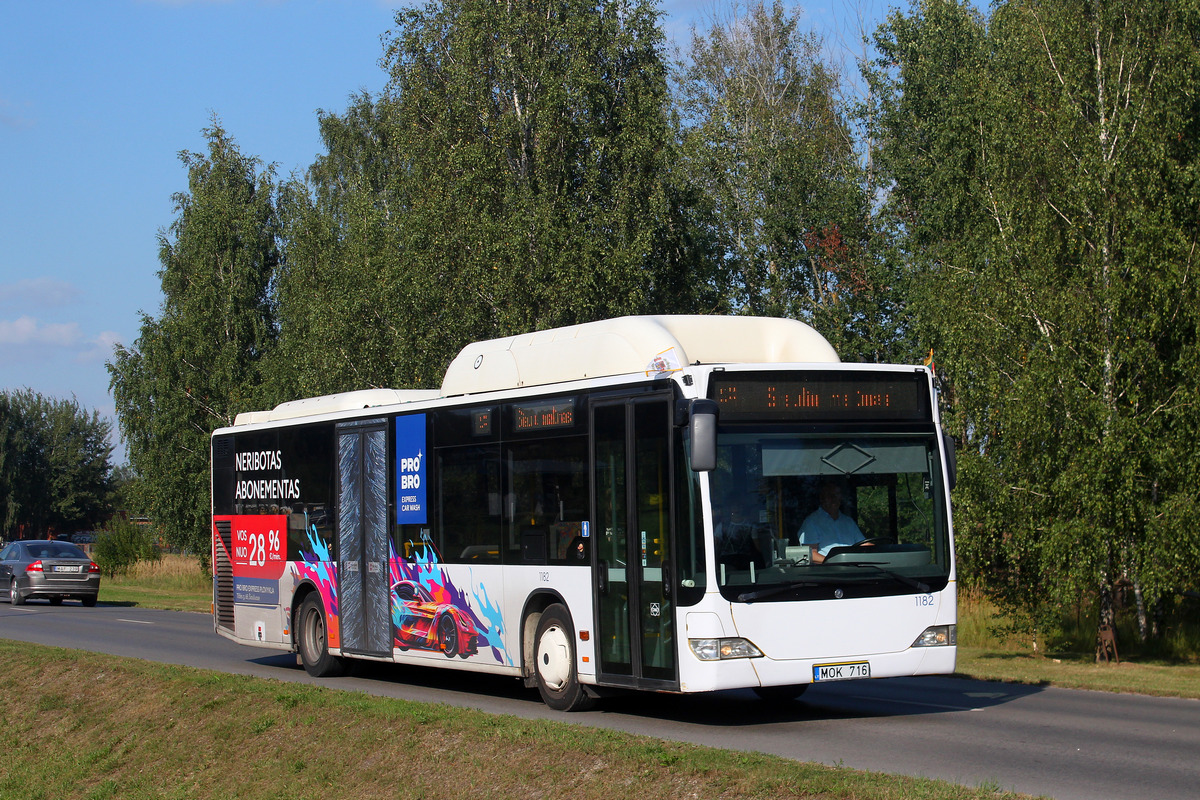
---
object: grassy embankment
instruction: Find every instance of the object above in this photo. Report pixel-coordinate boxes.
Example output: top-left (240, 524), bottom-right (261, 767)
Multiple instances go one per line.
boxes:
top-left (0, 639), bottom-right (1037, 800)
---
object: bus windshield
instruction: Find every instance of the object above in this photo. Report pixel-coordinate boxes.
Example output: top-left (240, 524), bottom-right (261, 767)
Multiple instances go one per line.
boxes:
top-left (709, 431), bottom-right (951, 601)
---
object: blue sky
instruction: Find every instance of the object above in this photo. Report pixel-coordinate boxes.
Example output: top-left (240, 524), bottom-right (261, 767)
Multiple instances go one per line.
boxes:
top-left (0, 0), bottom-right (891, 464)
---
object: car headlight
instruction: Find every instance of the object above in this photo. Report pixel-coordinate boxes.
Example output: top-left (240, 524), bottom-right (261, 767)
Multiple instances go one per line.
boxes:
top-left (911, 624), bottom-right (957, 647)
top-left (689, 638), bottom-right (763, 661)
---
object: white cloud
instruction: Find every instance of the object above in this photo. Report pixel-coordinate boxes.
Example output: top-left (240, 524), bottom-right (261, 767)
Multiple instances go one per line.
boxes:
top-left (0, 278), bottom-right (82, 310)
top-left (0, 316), bottom-right (81, 346)
top-left (76, 330), bottom-right (124, 364)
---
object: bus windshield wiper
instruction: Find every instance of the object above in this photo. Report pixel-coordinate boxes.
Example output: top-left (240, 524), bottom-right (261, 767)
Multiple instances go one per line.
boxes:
top-left (838, 562), bottom-right (930, 593)
top-left (737, 580), bottom-right (820, 603)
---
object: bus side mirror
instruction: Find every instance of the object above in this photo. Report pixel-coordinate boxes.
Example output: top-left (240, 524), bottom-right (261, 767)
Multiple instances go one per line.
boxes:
top-left (942, 429), bottom-right (957, 492)
top-left (689, 399), bottom-right (718, 472)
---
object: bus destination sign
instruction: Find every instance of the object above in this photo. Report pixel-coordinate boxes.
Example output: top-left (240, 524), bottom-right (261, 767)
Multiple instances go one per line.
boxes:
top-left (513, 398), bottom-right (576, 431)
top-left (710, 372), bottom-right (930, 423)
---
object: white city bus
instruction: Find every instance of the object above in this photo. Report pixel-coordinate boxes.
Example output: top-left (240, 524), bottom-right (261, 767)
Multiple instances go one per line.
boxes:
top-left (211, 315), bottom-right (956, 710)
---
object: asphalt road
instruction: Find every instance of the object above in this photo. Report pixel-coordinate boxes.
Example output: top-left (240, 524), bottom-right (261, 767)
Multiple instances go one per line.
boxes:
top-left (2, 601), bottom-right (1198, 800)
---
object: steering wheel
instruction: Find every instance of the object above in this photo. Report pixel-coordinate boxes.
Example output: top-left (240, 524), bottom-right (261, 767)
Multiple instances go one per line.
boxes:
top-left (849, 537), bottom-right (893, 548)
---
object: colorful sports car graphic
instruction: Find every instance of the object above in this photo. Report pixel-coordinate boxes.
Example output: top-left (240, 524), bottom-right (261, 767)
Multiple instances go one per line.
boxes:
top-left (389, 540), bottom-right (510, 665)
top-left (392, 579), bottom-right (479, 658)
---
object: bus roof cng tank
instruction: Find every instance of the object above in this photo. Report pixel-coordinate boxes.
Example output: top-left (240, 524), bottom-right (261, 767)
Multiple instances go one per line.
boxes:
top-left (440, 315), bottom-right (840, 396)
top-left (229, 315), bottom-right (841, 424)
top-left (232, 388), bottom-right (441, 425)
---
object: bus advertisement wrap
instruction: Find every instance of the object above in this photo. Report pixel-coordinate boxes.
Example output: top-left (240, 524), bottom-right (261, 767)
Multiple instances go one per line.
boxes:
top-left (396, 414), bottom-right (427, 524)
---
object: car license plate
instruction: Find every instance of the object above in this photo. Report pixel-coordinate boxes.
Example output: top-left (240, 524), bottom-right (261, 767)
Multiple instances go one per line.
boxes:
top-left (53, 565), bottom-right (82, 573)
top-left (813, 661), bottom-right (870, 682)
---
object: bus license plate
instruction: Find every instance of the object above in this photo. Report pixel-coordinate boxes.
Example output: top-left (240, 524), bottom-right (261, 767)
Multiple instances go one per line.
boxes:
top-left (813, 661), bottom-right (870, 682)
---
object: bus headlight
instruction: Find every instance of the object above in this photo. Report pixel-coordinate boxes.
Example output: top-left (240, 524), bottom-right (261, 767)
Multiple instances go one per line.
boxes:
top-left (911, 625), bottom-right (957, 647)
top-left (689, 638), bottom-right (764, 661)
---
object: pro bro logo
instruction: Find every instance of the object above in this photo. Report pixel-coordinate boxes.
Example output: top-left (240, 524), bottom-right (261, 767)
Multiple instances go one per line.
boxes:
top-left (396, 414), bottom-right (428, 524)
top-left (399, 452), bottom-right (422, 490)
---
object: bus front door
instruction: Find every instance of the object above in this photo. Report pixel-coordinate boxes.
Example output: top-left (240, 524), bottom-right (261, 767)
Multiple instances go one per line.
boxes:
top-left (336, 420), bottom-right (392, 657)
top-left (592, 397), bottom-right (677, 690)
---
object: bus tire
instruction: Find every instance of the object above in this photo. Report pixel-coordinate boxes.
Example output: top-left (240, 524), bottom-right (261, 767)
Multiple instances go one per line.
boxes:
top-left (753, 684), bottom-right (809, 702)
top-left (297, 594), bottom-right (345, 678)
top-left (532, 604), bottom-right (595, 712)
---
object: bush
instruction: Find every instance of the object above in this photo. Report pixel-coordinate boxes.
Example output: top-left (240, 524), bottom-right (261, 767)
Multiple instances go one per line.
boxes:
top-left (95, 517), bottom-right (161, 578)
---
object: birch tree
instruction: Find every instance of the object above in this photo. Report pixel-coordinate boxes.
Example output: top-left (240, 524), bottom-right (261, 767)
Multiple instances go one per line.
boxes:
top-left (675, 1), bottom-right (902, 360)
top-left (867, 0), bottom-right (1200, 643)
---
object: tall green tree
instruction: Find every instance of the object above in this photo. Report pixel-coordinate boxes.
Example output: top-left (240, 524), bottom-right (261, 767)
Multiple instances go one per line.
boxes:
top-left (109, 121), bottom-right (279, 557)
top-left (271, 93), bottom-right (413, 399)
top-left (0, 389), bottom-right (113, 538)
top-left (674, 1), bottom-right (900, 360)
top-left (867, 0), bottom-right (1200, 641)
top-left (274, 1), bottom-right (713, 399)
top-left (384, 0), bottom-right (701, 363)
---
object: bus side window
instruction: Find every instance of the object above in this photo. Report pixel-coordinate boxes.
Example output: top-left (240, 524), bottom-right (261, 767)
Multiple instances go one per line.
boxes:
top-left (437, 445), bottom-right (502, 564)
top-left (505, 435), bottom-right (588, 565)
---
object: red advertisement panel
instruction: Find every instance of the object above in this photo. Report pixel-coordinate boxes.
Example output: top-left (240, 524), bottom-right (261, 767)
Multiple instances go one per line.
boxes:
top-left (228, 514), bottom-right (287, 580)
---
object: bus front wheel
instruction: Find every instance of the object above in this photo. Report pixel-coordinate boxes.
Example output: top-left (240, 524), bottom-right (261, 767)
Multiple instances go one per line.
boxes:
top-left (532, 604), bottom-right (595, 712)
top-left (297, 594), bottom-right (345, 678)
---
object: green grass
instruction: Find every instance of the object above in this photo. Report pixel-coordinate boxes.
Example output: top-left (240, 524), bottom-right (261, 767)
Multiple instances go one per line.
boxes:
top-left (954, 589), bottom-right (1200, 699)
top-left (956, 647), bottom-right (1200, 698)
top-left (98, 553), bottom-right (212, 612)
top-left (0, 640), bottom-right (1038, 800)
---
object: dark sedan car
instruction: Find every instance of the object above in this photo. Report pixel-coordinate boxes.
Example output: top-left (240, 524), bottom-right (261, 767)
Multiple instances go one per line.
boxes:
top-left (0, 540), bottom-right (100, 606)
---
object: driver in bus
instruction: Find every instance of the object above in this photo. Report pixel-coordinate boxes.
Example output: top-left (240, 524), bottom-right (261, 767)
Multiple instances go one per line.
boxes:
top-left (798, 482), bottom-right (865, 563)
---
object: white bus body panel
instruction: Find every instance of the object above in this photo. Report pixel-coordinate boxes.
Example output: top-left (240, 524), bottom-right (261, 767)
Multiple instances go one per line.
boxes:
top-left (677, 583), bottom-right (957, 693)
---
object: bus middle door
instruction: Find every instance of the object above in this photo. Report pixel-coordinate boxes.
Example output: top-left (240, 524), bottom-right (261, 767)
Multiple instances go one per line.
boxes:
top-left (592, 396), bottom-right (677, 690)
top-left (336, 419), bottom-right (392, 657)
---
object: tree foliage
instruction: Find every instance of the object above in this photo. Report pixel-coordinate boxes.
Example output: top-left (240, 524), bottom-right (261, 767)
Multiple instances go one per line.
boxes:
top-left (108, 120), bottom-right (279, 558)
top-left (867, 0), bottom-right (1200, 639)
top-left (270, 93), bottom-right (411, 399)
top-left (271, 0), bottom-right (716, 401)
top-left (674, 1), bottom-right (905, 361)
top-left (0, 389), bottom-right (113, 538)
top-left (94, 515), bottom-right (161, 579)
top-left (383, 0), bottom-right (704, 360)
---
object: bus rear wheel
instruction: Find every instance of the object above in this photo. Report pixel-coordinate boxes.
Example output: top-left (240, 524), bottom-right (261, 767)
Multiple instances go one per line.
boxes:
top-left (297, 594), bottom-right (345, 678)
top-left (532, 604), bottom-right (595, 712)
